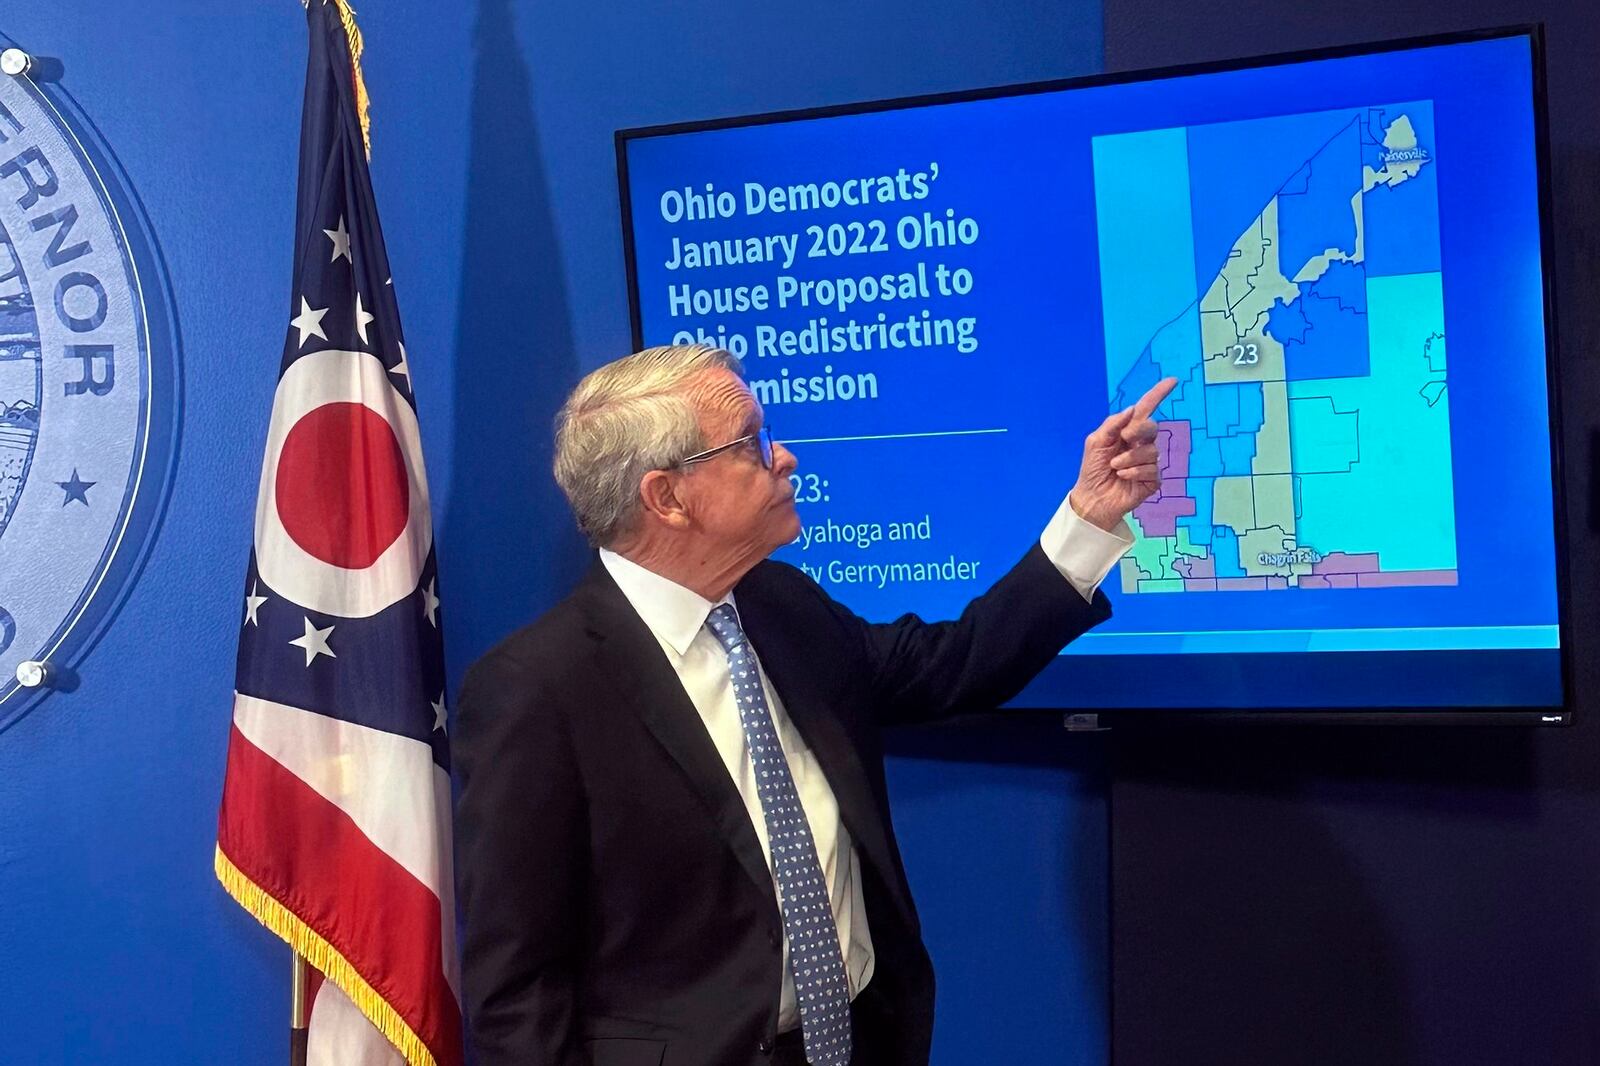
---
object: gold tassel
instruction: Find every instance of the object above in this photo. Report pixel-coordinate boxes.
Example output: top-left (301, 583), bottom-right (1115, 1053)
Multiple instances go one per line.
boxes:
top-left (215, 845), bottom-right (436, 1066)
top-left (328, 0), bottom-right (373, 158)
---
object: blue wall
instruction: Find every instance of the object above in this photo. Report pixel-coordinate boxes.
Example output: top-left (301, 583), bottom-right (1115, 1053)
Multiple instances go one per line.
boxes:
top-left (0, 2), bottom-right (1108, 1063)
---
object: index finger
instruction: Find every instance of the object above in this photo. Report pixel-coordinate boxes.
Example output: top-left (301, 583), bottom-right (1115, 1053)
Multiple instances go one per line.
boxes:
top-left (1132, 376), bottom-right (1179, 420)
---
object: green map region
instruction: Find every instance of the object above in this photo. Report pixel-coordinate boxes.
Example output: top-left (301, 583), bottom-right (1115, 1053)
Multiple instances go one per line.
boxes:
top-left (1092, 103), bottom-right (1457, 594)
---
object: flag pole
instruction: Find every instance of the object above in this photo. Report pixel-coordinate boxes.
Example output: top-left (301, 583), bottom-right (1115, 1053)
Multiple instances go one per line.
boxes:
top-left (284, 3), bottom-right (310, 1057)
top-left (290, 951), bottom-right (309, 1066)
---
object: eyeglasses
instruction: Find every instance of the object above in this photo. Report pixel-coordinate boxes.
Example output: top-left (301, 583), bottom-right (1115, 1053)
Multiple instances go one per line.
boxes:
top-left (673, 426), bottom-right (775, 470)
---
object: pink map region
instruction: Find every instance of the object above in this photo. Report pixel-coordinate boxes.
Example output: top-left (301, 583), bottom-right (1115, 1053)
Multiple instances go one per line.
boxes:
top-left (1301, 552), bottom-right (1457, 589)
top-left (1155, 421), bottom-right (1191, 479)
top-left (1131, 421), bottom-right (1197, 538)
top-left (1312, 551), bottom-right (1381, 575)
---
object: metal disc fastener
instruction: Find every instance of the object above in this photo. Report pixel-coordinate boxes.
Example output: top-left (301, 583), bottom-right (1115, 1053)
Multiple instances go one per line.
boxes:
top-left (15, 661), bottom-right (49, 689)
top-left (0, 49), bottom-right (31, 77)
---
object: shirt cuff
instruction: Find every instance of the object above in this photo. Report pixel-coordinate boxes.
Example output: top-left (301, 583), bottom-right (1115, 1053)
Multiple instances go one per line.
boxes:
top-left (1039, 494), bottom-right (1135, 601)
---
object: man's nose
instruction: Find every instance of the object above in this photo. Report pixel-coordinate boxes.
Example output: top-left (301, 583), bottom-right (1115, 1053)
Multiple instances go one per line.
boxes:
top-left (773, 441), bottom-right (798, 477)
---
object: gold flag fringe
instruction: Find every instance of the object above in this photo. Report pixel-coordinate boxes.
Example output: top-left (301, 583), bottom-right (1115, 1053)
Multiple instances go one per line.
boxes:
top-left (329, 0), bottom-right (372, 158)
top-left (215, 845), bottom-right (436, 1066)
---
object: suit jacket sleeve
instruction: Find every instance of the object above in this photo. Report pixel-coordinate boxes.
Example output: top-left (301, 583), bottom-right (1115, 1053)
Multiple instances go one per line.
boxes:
top-left (797, 542), bottom-right (1111, 725)
top-left (453, 649), bottom-right (587, 1066)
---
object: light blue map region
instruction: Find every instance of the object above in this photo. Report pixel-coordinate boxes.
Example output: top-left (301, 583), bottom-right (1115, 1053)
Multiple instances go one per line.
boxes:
top-left (1292, 272), bottom-right (1456, 572)
top-left (1092, 101), bottom-right (1459, 596)
top-left (1092, 128), bottom-right (1197, 399)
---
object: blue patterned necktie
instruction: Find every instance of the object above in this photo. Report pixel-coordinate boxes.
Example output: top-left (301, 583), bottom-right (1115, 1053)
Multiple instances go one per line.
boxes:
top-left (705, 603), bottom-right (852, 1065)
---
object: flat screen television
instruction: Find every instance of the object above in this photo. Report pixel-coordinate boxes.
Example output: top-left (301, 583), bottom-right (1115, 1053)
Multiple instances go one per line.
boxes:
top-left (615, 27), bottom-right (1567, 721)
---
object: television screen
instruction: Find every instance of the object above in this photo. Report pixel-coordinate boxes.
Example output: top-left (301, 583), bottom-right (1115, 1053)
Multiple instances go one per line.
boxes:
top-left (616, 29), bottom-right (1566, 717)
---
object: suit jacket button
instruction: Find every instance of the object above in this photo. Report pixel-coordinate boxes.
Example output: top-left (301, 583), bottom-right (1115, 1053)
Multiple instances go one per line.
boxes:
top-left (768, 927), bottom-right (780, 949)
top-left (759, 1038), bottom-right (773, 1054)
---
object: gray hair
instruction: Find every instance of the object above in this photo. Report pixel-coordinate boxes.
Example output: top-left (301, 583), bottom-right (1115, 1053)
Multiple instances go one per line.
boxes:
top-left (553, 343), bottom-right (744, 547)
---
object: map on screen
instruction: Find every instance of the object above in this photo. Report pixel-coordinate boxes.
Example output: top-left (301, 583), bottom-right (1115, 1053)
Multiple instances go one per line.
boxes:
top-left (1095, 103), bottom-right (1457, 596)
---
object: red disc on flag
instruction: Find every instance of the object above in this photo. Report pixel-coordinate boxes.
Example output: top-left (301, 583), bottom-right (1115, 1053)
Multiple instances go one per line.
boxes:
top-left (255, 349), bottom-right (432, 619)
top-left (276, 402), bottom-right (411, 569)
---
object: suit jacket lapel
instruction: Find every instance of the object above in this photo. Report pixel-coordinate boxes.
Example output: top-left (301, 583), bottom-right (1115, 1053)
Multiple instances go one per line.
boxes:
top-left (578, 561), bottom-right (776, 905)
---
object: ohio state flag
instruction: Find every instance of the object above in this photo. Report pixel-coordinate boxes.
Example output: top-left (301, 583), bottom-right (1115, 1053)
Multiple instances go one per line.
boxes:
top-left (215, 3), bottom-right (462, 1064)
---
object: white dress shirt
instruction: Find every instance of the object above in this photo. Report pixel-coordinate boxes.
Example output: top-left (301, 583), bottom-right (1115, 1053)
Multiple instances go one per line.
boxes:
top-left (598, 495), bottom-right (1131, 1032)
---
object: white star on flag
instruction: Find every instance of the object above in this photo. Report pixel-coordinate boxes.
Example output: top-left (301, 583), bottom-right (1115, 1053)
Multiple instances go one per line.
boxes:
top-left (323, 215), bottom-right (352, 263)
top-left (290, 297), bottom-right (329, 348)
top-left (289, 617), bottom-right (337, 666)
top-left (389, 342), bottom-right (411, 388)
top-left (432, 694), bottom-right (447, 732)
top-left (422, 578), bottom-right (440, 627)
top-left (244, 583), bottom-right (268, 627)
top-left (355, 292), bottom-right (375, 344)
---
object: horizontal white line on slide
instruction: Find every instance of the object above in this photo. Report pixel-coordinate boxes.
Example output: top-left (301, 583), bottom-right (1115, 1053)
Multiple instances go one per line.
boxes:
top-left (783, 427), bottom-right (1009, 444)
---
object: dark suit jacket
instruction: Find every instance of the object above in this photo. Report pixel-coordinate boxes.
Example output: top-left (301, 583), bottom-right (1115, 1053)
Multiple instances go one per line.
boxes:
top-left (453, 544), bottom-right (1110, 1066)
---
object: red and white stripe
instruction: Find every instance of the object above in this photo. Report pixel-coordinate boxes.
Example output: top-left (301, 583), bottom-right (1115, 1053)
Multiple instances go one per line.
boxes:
top-left (218, 693), bottom-right (462, 1066)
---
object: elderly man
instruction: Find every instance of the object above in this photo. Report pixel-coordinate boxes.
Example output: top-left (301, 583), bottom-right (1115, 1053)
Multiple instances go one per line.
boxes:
top-left (454, 344), bottom-right (1175, 1066)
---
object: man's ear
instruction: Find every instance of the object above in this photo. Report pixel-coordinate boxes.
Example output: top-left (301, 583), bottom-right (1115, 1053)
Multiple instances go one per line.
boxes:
top-left (638, 469), bottom-right (693, 531)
